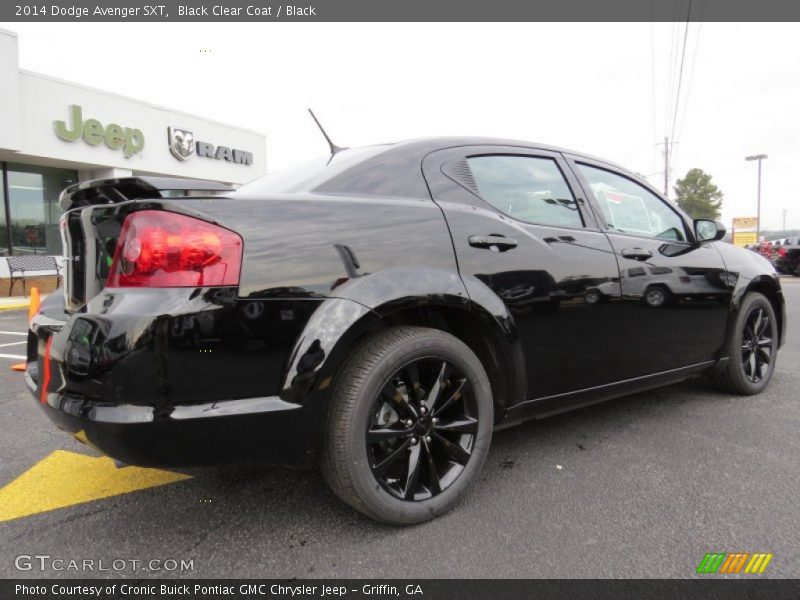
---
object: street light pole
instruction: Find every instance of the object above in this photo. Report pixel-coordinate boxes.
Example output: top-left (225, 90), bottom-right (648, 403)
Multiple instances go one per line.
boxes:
top-left (745, 154), bottom-right (768, 241)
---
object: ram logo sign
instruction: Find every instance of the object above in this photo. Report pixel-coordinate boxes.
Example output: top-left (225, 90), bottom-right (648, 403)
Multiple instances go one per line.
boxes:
top-left (167, 126), bottom-right (253, 166)
top-left (168, 127), bottom-right (195, 161)
top-left (696, 552), bottom-right (773, 574)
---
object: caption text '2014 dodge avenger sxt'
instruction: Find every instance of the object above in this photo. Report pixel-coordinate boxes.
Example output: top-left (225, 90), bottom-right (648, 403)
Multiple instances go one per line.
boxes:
top-left (26, 137), bottom-right (785, 525)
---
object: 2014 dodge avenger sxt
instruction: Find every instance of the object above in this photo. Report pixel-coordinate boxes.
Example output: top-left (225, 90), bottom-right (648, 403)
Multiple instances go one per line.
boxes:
top-left (26, 137), bottom-right (785, 524)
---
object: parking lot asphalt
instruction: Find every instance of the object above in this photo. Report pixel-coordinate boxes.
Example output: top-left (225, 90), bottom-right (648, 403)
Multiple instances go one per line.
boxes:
top-left (0, 280), bottom-right (798, 579)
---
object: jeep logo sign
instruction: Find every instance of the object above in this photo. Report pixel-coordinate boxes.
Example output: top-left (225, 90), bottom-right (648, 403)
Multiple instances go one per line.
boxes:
top-left (54, 105), bottom-right (144, 158)
top-left (168, 126), bottom-right (252, 166)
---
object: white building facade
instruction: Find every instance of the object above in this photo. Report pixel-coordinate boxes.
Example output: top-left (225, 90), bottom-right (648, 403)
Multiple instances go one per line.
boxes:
top-left (0, 28), bottom-right (266, 276)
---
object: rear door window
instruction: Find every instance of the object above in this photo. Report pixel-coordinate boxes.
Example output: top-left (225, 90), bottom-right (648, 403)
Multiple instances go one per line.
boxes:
top-left (466, 155), bottom-right (584, 229)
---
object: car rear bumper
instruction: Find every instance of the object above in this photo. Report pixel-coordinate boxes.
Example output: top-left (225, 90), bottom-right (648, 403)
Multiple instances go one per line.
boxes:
top-left (25, 288), bottom-right (325, 468)
top-left (26, 368), bottom-right (313, 467)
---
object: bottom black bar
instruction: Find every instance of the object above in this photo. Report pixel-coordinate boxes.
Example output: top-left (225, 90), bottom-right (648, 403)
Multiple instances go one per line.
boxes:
top-left (2, 579), bottom-right (800, 600)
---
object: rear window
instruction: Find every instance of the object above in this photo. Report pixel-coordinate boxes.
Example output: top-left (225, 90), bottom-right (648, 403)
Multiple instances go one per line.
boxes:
top-left (233, 146), bottom-right (391, 196)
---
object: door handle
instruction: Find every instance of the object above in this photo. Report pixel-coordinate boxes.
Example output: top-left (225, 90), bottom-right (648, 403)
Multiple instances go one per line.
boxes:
top-left (620, 248), bottom-right (653, 261)
top-left (468, 234), bottom-right (518, 252)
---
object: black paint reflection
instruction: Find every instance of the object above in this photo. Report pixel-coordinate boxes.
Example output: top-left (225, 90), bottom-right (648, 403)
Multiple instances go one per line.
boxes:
top-left (605, 232), bottom-right (733, 378)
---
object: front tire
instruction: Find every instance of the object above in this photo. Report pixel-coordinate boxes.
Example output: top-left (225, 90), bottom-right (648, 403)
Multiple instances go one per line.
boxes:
top-left (321, 326), bottom-right (493, 525)
top-left (708, 292), bottom-right (778, 395)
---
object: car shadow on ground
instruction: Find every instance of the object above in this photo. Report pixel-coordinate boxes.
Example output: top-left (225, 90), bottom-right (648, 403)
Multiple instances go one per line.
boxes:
top-left (178, 375), bottom-right (724, 526)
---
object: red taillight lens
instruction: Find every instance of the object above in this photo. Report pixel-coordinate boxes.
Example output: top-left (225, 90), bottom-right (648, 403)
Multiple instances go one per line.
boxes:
top-left (778, 247), bottom-right (786, 258)
top-left (107, 210), bottom-right (242, 288)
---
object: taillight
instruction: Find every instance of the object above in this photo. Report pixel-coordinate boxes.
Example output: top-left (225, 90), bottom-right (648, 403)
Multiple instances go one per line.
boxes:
top-left (778, 247), bottom-right (786, 259)
top-left (106, 210), bottom-right (242, 287)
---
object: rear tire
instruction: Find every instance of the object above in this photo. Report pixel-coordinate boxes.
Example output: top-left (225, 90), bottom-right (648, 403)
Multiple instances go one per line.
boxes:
top-left (321, 326), bottom-right (493, 525)
top-left (708, 292), bottom-right (778, 395)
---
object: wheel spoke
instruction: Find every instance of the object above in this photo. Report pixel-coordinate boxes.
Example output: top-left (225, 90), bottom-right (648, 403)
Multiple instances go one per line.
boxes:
top-left (432, 432), bottom-right (471, 465)
top-left (425, 361), bottom-right (449, 414)
top-left (434, 416), bottom-right (478, 434)
top-left (757, 347), bottom-right (771, 365)
top-left (748, 351), bottom-right (757, 381)
top-left (741, 349), bottom-right (752, 369)
top-left (757, 337), bottom-right (773, 348)
top-left (752, 309), bottom-right (763, 336)
top-left (757, 313), bottom-right (770, 337)
top-left (404, 362), bottom-right (422, 406)
top-left (432, 377), bottom-right (467, 416)
top-left (371, 438), bottom-right (411, 477)
top-left (423, 439), bottom-right (442, 495)
top-left (402, 443), bottom-right (422, 500)
top-left (367, 425), bottom-right (408, 444)
top-left (381, 381), bottom-right (416, 418)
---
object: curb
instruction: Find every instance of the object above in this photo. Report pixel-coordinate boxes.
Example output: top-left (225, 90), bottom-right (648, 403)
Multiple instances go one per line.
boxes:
top-left (0, 301), bottom-right (30, 311)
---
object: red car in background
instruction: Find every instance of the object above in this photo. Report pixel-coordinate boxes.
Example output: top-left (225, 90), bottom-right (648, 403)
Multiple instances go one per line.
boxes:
top-left (756, 240), bottom-right (775, 261)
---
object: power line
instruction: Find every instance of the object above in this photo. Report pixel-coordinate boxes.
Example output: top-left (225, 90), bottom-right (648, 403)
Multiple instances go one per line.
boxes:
top-left (664, 20), bottom-right (680, 136)
top-left (650, 18), bottom-right (657, 152)
top-left (669, 0), bottom-right (693, 143)
top-left (670, 22), bottom-right (702, 170)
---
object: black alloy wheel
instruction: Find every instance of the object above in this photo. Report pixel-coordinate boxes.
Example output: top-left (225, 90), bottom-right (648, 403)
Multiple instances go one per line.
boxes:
top-left (708, 291), bottom-right (779, 395)
top-left (366, 358), bottom-right (478, 501)
top-left (740, 306), bottom-right (774, 384)
top-left (321, 326), bottom-right (493, 525)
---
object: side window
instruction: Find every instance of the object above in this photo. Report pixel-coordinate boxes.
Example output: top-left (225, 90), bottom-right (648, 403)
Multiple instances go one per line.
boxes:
top-left (576, 163), bottom-right (687, 242)
top-left (466, 155), bottom-right (584, 229)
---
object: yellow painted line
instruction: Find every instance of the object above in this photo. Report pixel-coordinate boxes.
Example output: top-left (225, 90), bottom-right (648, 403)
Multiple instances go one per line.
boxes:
top-left (0, 450), bottom-right (192, 523)
top-left (0, 302), bottom-right (30, 311)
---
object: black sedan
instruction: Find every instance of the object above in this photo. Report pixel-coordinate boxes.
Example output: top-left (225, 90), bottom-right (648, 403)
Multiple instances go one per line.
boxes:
top-left (27, 137), bottom-right (785, 525)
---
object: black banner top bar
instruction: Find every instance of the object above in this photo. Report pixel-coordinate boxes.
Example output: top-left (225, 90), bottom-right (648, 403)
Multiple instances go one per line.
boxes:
top-left (3, 0), bottom-right (800, 22)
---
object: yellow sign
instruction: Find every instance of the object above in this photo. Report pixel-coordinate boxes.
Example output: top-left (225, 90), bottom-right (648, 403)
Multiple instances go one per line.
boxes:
top-left (732, 217), bottom-right (758, 229)
top-left (733, 231), bottom-right (758, 247)
top-left (0, 450), bottom-right (191, 522)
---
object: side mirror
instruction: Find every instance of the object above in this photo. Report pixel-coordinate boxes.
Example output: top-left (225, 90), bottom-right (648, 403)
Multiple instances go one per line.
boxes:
top-left (694, 219), bottom-right (725, 242)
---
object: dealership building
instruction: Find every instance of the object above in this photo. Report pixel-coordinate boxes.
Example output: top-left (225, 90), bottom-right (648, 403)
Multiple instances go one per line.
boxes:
top-left (0, 28), bottom-right (266, 278)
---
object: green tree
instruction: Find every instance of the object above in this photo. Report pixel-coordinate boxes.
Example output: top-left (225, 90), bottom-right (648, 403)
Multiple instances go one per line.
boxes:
top-left (674, 168), bottom-right (723, 219)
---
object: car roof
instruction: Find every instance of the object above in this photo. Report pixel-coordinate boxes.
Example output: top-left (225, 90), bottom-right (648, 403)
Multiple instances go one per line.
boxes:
top-left (234, 136), bottom-right (654, 202)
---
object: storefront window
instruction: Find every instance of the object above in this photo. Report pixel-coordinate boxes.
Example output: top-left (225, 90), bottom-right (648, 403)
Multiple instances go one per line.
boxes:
top-left (0, 172), bottom-right (8, 257)
top-left (5, 163), bottom-right (77, 255)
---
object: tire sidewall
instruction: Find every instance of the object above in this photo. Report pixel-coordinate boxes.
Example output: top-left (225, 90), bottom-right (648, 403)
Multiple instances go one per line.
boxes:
top-left (341, 330), bottom-right (493, 524)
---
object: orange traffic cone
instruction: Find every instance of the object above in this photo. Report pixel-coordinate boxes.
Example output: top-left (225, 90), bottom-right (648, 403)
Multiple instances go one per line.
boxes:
top-left (28, 286), bottom-right (41, 323)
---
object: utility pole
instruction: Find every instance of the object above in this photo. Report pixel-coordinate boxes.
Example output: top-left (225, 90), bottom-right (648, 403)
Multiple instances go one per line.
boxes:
top-left (663, 136), bottom-right (669, 197)
top-left (746, 154), bottom-right (768, 241)
top-left (655, 137), bottom-right (677, 199)
top-left (782, 209), bottom-right (787, 233)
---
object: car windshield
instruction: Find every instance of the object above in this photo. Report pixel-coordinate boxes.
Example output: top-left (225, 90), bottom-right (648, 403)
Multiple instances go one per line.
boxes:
top-left (233, 145), bottom-right (391, 196)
